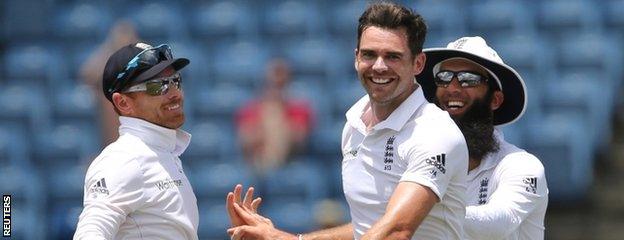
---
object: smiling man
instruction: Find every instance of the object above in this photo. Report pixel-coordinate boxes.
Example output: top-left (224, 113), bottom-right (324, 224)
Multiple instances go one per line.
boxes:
top-left (417, 36), bottom-right (549, 240)
top-left (226, 2), bottom-right (469, 240)
top-left (74, 42), bottom-right (199, 240)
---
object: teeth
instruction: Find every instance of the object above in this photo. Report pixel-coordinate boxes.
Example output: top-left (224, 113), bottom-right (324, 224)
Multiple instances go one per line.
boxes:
top-left (167, 104), bottom-right (180, 110)
top-left (372, 78), bottom-right (391, 84)
top-left (447, 101), bottom-right (464, 108)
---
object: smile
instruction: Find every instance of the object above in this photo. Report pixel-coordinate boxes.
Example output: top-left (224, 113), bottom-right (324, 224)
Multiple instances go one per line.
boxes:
top-left (446, 101), bottom-right (465, 110)
top-left (370, 77), bottom-right (395, 84)
top-left (165, 103), bottom-right (181, 111)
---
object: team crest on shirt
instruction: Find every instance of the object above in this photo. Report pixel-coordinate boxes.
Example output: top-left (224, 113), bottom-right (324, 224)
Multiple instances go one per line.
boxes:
top-left (478, 178), bottom-right (489, 205)
top-left (383, 136), bottom-right (396, 171)
top-left (523, 177), bottom-right (538, 194)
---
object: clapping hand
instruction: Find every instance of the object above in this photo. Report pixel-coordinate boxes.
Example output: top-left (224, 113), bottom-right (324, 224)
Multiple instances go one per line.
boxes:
top-left (226, 184), bottom-right (262, 227)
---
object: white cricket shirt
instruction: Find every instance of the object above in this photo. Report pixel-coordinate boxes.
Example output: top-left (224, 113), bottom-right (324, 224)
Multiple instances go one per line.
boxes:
top-left (74, 116), bottom-right (199, 240)
top-left (464, 129), bottom-right (548, 240)
top-left (342, 87), bottom-right (469, 240)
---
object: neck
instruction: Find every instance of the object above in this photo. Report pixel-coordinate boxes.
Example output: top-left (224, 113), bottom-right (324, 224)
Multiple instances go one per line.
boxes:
top-left (468, 157), bottom-right (481, 171)
top-left (363, 85), bottom-right (417, 129)
top-left (361, 106), bottom-right (381, 131)
top-left (361, 100), bottom-right (402, 131)
top-left (370, 103), bottom-right (394, 123)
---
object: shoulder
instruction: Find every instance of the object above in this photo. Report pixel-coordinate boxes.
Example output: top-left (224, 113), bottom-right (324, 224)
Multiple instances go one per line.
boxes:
top-left (85, 136), bottom-right (151, 183)
top-left (492, 149), bottom-right (549, 192)
top-left (406, 103), bottom-right (465, 147)
top-left (493, 149), bottom-right (549, 196)
top-left (498, 150), bottom-right (545, 176)
top-left (398, 104), bottom-right (468, 165)
top-left (416, 103), bottom-right (460, 130)
top-left (83, 147), bottom-right (149, 201)
top-left (86, 153), bottom-right (142, 184)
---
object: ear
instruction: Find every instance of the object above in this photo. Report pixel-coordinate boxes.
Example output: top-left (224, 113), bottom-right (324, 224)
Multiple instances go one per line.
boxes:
top-left (491, 90), bottom-right (504, 111)
top-left (412, 52), bottom-right (426, 75)
top-left (112, 93), bottom-right (134, 116)
top-left (354, 48), bottom-right (359, 71)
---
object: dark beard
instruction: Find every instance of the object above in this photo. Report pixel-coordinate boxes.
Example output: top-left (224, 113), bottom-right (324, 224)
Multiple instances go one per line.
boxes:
top-left (439, 93), bottom-right (499, 161)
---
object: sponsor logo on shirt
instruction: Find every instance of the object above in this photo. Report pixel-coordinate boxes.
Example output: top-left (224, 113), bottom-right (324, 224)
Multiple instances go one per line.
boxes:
top-left (478, 178), bottom-right (489, 205)
top-left (523, 177), bottom-right (538, 194)
top-left (383, 136), bottom-right (396, 171)
top-left (156, 179), bottom-right (183, 191)
top-left (88, 178), bottom-right (110, 197)
top-left (425, 154), bottom-right (446, 175)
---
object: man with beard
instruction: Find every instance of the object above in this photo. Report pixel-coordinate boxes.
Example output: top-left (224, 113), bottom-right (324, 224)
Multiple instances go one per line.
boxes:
top-left (417, 36), bottom-right (549, 239)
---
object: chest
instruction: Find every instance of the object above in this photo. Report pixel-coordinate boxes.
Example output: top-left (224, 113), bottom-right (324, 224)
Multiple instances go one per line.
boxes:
top-left (466, 170), bottom-right (498, 206)
top-left (143, 152), bottom-right (196, 205)
top-left (342, 131), bottom-right (407, 204)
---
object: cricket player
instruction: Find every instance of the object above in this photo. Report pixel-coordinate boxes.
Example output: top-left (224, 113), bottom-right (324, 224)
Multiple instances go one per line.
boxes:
top-left (74, 42), bottom-right (198, 239)
top-left (226, 2), bottom-right (469, 239)
top-left (417, 36), bottom-right (549, 239)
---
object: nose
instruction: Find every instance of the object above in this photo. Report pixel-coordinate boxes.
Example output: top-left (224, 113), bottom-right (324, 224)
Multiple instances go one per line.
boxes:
top-left (445, 77), bottom-right (462, 93)
top-left (372, 57), bottom-right (388, 72)
top-left (164, 84), bottom-right (183, 100)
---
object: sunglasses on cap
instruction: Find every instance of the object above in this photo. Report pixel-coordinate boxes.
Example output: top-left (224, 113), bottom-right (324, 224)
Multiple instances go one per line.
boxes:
top-left (110, 44), bottom-right (173, 93)
top-left (434, 70), bottom-right (488, 88)
top-left (123, 72), bottom-right (182, 96)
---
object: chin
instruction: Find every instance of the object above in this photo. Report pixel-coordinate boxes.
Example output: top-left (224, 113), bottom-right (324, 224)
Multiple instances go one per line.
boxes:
top-left (164, 116), bottom-right (185, 129)
top-left (172, 118), bottom-right (185, 129)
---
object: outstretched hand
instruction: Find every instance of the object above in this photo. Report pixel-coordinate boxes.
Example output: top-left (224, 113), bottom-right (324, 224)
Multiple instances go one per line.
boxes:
top-left (226, 184), bottom-right (262, 227)
top-left (227, 201), bottom-right (296, 240)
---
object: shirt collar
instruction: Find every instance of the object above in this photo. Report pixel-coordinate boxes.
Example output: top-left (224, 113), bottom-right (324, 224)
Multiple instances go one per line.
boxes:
top-left (346, 87), bottom-right (427, 133)
top-left (118, 116), bottom-right (192, 156)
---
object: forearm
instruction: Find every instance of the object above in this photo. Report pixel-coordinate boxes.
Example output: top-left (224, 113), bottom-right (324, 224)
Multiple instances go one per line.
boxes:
top-left (361, 216), bottom-right (413, 240)
top-left (362, 182), bottom-right (437, 240)
top-left (302, 223), bottom-right (353, 240)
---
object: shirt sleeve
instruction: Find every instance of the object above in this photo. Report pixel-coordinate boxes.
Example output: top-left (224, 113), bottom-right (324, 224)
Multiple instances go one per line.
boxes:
top-left (399, 124), bottom-right (468, 200)
top-left (73, 154), bottom-right (147, 240)
top-left (464, 152), bottom-right (548, 239)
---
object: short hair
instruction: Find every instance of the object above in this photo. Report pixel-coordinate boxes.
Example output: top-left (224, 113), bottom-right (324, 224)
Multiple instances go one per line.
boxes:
top-left (357, 1), bottom-right (427, 57)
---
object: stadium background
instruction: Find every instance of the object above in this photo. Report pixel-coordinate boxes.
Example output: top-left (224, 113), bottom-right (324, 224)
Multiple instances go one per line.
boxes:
top-left (1, 0), bottom-right (623, 239)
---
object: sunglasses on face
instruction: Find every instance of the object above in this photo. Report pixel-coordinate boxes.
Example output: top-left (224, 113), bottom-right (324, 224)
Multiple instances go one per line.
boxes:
top-left (434, 70), bottom-right (488, 88)
top-left (123, 72), bottom-right (182, 96)
top-left (109, 44), bottom-right (174, 94)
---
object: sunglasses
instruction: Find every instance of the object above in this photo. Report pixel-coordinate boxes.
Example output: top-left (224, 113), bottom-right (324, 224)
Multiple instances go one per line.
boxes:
top-left (434, 70), bottom-right (488, 88)
top-left (123, 72), bottom-right (182, 96)
top-left (108, 44), bottom-right (173, 94)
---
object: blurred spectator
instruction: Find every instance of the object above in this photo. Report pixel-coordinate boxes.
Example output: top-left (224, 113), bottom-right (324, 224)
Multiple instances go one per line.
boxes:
top-left (80, 20), bottom-right (139, 145)
top-left (235, 59), bottom-right (314, 175)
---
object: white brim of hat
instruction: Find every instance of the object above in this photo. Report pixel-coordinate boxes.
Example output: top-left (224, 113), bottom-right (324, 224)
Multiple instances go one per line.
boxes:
top-left (416, 48), bottom-right (527, 126)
